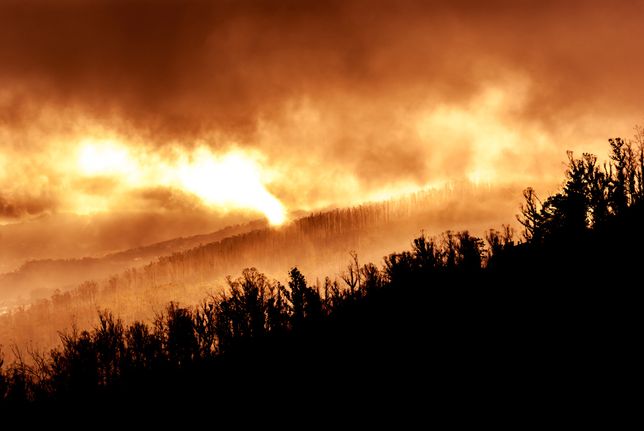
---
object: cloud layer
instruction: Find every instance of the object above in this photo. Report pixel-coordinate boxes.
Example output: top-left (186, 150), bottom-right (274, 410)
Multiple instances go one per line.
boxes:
top-left (1, 0), bottom-right (644, 221)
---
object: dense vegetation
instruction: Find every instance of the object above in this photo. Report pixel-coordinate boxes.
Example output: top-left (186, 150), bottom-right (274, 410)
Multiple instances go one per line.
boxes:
top-left (0, 137), bottom-right (641, 419)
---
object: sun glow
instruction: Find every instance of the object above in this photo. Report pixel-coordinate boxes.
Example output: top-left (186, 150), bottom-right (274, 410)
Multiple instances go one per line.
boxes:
top-left (78, 139), bottom-right (137, 178)
top-left (174, 149), bottom-right (287, 225)
top-left (75, 140), bottom-right (287, 225)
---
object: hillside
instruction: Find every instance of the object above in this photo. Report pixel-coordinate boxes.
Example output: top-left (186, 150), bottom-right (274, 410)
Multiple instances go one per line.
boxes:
top-left (0, 220), bottom-right (267, 306)
top-left (0, 140), bottom-right (641, 420)
top-left (0, 211), bottom-right (253, 274)
top-left (0, 182), bottom-right (519, 353)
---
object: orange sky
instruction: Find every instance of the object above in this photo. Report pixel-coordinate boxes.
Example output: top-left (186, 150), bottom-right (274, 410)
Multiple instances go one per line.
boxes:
top-left (1, 0), bottom-right (644, 226)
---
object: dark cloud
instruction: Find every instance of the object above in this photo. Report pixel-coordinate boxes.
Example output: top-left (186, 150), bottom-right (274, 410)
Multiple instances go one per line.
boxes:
top-left (1, 1), bottom-right (639, 134)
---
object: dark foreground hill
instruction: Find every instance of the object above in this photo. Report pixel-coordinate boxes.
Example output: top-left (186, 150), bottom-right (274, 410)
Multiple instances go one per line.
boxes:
top-left (0, 138), bottom-right (641, 422)
top-left (1, 232), bottom-right (637, 423)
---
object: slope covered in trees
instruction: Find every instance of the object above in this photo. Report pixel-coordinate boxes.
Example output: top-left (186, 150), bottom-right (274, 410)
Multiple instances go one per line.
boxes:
top-left (0, 137), bottom-right (641, 420)
top-left (0, 182), bottom-right (516, 354)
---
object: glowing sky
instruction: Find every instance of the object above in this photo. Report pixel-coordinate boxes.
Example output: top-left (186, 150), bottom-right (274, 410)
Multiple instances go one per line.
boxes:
top-left (1, 0), bottom-right (644, 226)
top-left (75, 139), bottom-right (286, 224)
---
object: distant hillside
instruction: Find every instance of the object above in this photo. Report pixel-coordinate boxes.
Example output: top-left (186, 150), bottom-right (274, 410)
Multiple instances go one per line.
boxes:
top-left (2, 183), bottom-right (518, 304)
top-left (127, 184), bottom-right (518, 290)
top-left (0, 220), bottom-right (267, 305)
top-left (0, 182), bottom-right (520, 354)
top-left (0, 210), bottom-right (254, 273)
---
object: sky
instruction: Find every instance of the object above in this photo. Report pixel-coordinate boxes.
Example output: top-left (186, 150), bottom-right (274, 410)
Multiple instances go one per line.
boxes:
top-left (1, 0), bottom-right (644, 228)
